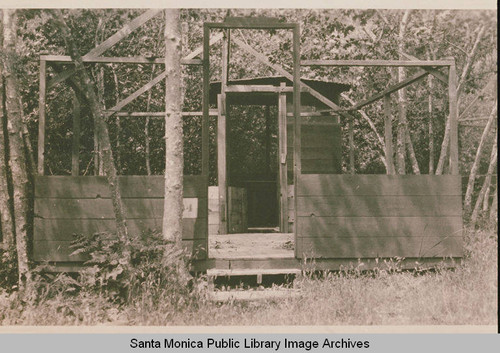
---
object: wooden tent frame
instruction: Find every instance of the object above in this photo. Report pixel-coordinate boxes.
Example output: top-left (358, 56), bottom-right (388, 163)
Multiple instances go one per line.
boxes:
top-left (36, 11), bottom-right (460, 267)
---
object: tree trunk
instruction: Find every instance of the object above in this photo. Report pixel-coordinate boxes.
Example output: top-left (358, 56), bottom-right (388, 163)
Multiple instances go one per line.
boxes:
top-left (112, 67), bottom-right (121, 172)
top-left (1, 9), bottom-right (30, 288)
top-left (470, 138), bottom-right (497, 227)
top-left (406, 127), bottom-right (420, 174)
top-left (51, 10), bottom-right (130, 263)
top-left (396, 10), bottom-right (411, 175)
top-left (436, 25), bottom-right (485, 175)
top-left (489, 182), bottom-right (497, 225)
top-left (427, 50), bottom-right (435, 174)
top-left (0, 11), bottom-right (15, 247)
top-left (464, 102), bottom-right (497, 214)
top-left (162, 9), bottom-right (184, 244)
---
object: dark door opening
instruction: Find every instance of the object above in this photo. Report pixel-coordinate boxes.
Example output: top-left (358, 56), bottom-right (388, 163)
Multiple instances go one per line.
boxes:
top-left (227, 104), bottom-right (279, 233)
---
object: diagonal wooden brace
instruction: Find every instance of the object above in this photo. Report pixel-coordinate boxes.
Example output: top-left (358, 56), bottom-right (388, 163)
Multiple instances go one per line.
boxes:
top-left (47, 9), bottom-right (162, 88)
top-left (399, 51), bottom-right (448, 84)
top-left (232, 36), bottom-right (356, 122)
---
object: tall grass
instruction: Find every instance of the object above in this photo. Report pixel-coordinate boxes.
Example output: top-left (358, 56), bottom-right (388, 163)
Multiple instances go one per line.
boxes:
top-left (0, 227), bottom-right (496, 325)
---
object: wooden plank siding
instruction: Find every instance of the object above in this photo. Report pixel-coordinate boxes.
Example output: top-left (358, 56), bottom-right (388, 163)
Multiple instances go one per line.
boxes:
top-left (286, 120), bottom-right (342, 176)
top-left (34, 176), bottom-right (208, 263)
top-left (295, 174), bottom-right (463, 259)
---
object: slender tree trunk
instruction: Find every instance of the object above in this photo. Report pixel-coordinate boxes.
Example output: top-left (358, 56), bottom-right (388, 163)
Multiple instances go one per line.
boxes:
top-left (427, 50), bottom-right (435, 174)
top-left (406, 128), bottom-right (420, 174)
top-left (464, 102), bottom-right (497, 214)
top-left (0, 12), bottom-right (15, 247)
top-left (162, 9), bottom-right (184, 243)
top-left (51, 10), bottom-right (130, 263)
top-left (489, 182), bottom-right (497, 225)
top-left (112, 67), bottom-right (121, 172)
top-left (471, 138), bottom-right (497, 227)
top-left (395, 10), bottom-right (411, 174)
top-left (436, 26), bottom-right (485, 175)
top-left (342, 93), bottom-right (389, 170)
top-left (2, 9), bottom-right (30, 288)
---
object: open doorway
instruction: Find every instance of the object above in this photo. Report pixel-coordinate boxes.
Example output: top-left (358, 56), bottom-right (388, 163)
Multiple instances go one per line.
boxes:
top-left (227, 104), bottom-right (279, 233)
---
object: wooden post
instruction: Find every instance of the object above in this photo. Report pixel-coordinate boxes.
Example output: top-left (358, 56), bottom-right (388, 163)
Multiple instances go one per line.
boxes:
top-left (217, 29), bottom-right (230, 234)
top-left (71, 91), bottom-right (80, 176)
top-left (278, 82), bottom-right (288, 233)
top-left (292, 24), bottom-right (300, 255)
top-left (202, 24), bottom-right (210, 178)
top-left (37, 59), bottom-right (46, 175)
top-left (384, 94), bottom-right (395, 175)
top-left (265, 105), bottom-right (271, 176)
top-left (217, 94), bottom-right (227, 234)
top-left (348, 120), bottom-right (355, 174)
top-left (448, 61), bottom-right (459, 175)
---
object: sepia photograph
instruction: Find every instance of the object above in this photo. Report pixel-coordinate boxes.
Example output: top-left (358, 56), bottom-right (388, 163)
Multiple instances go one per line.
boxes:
top-left (0, 3), bottom-right (497, 329)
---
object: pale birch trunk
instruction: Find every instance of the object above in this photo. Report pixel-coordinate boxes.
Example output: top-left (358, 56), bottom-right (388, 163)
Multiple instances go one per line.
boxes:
top-left (464, 103), bottom-right (497, 214)
top-left (2, 9), bottom-right (30, 288)
top-left (162, 9), bottom-right (184, 244)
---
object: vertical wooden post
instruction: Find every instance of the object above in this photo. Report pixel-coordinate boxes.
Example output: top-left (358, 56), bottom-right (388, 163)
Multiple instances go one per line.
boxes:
top-left (71, 91), bottom-right (80, 176)
top-left (217, 94), bottom-right (227, 234)
top-left (348, 120), bottom-right (355, 174)
top-left (292, 24), bottom-right (300, 255)
top-left (37, 59), bottom-right (46, 175)
top-left (384, 94), bottom-right (395, 175)
top-left (217, 29), bottom-right (230, 235)
top-left (202, 24), bottom-right (210, 178)
top-left (448, 61), bottom-right (459, 175)
top-left (278, 83), bottom-right (288, 233)
top-left (265, 105), bottom-right (271, 176)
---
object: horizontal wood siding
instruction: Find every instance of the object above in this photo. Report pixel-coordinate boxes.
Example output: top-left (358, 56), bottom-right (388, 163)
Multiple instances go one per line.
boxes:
top-left (34, 176), bottom-right (208, 263)
top-left (286, 121), bottom-right (341, 176)
top-left (296, 175), bottom-right (463, 259)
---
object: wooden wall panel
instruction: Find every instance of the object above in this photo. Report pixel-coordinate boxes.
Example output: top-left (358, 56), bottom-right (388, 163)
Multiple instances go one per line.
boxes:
top-left (34, 176), bottom-right (208, 263)
top-left (296, 174), bottom-right (463, 259)
top-left (299, 236), bottom-right (462, 258)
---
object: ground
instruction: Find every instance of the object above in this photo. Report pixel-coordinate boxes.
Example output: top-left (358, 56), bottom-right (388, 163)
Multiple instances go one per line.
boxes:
top-left (0, 228), bottom-right (496, 326)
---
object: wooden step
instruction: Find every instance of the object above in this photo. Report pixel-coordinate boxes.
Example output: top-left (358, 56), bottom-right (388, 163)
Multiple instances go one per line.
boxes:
top-left (207, 268), bottom-right (301, 284)
top-left (209, 289), bottom-right (301, 302)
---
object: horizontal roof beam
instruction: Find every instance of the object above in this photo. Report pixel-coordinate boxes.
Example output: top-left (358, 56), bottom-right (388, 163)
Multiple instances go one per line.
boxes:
top-left (301, 59), bottom-right (454, 67)
top-left (225, 85), bottom-right (294, 93)
top-left (104, 110), bottom-right (218, 117)
top-left (42, 55), bottom-right (202, 66)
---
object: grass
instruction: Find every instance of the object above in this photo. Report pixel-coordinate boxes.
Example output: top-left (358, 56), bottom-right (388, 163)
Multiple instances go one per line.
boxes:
top-left (0, 227), bottom-right (497, 326)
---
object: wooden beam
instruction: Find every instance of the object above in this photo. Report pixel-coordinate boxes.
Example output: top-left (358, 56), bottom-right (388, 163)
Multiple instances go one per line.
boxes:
top-left (278, 82), bottom-right (288, 233)
top-left (38, 59), bottom-right (46, 175)
top-left (225, 85), bottom-right (293, 93)
top-left (105, 71), bottom-right (167, 116)
top-left (105, 111), bottom-right (218, 117)
top-left (206, 20), bottom-right (296, 29)
top-left (42, 54), bottom-right (202, 66)
top-left (217, 94), bottom-right (228, 234)
top-left (292, 24), bottom-right (300, 258)
top-left (71, 92), bottom-right (80, 176)
top-left (232, 36), bottom-right (354, 122)
top-left (47, 9), bottom-right (161, 88)
top-left (448, 61), bottom-right (459, 175)
top-left (347, 71), bottom-right (429, 111)
top-left (301, 59), bottom-right (454, 67)
top-left (384, 94), bottom-right (395, 175)
top-left (84, 9), bottom-right (162, 59)
top-left (202, 24), bottom-right (210, 178)
top-left (183, 32), bottom-right (224, 61)
top-left (399, 52), bottom-right (448, 84)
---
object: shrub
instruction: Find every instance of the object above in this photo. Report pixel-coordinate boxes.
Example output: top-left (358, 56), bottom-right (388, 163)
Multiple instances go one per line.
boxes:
top-left (70, 230), bottom-right (195, 307)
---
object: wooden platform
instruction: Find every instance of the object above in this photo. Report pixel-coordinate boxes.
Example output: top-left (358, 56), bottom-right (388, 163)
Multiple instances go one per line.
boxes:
top-left (209, 233), bottom-right (294, 259)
